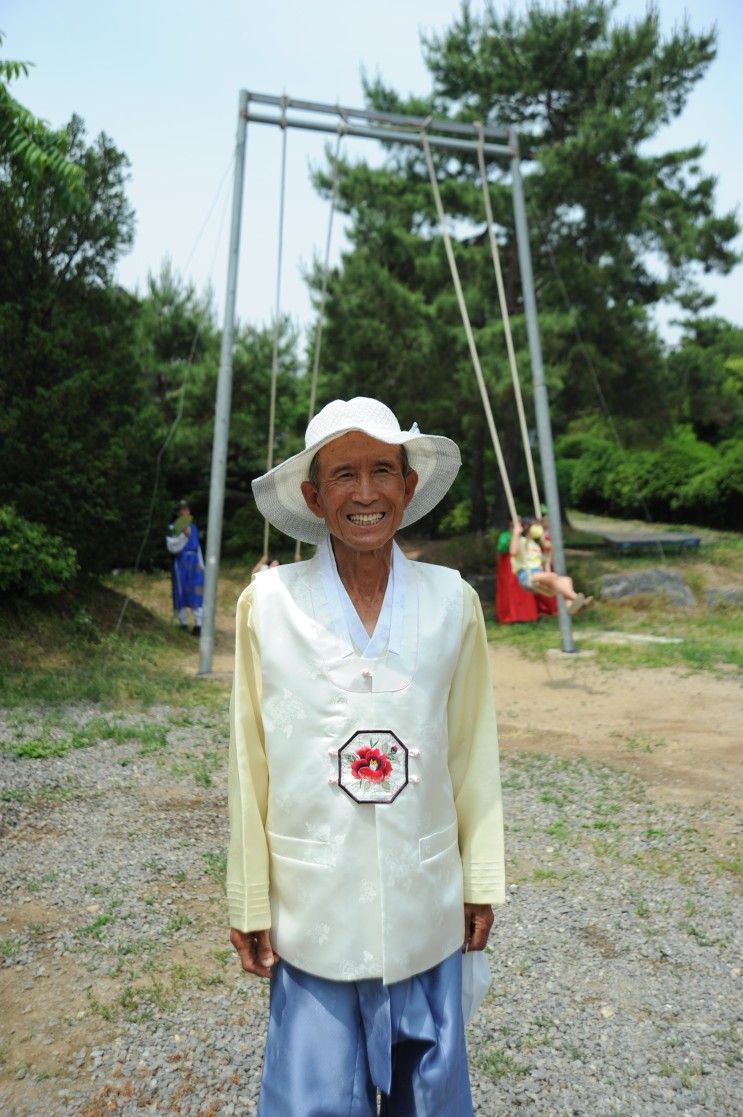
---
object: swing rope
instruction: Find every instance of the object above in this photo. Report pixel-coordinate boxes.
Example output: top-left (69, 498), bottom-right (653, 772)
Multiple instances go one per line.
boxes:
top-left (475, 125), bottom-right (542, 520)
top-left (263, 110), bottom-right (289, 559)
top-left (294, 127), bottom-right (345, 560)
top-left (308, 127), bottom-right (344, 422)
top-left (420, 131), bottom-right (519, 526)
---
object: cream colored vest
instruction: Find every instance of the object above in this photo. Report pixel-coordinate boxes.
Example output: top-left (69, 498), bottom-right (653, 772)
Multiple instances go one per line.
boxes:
top-left (252, 550), bottom-right (468, 985)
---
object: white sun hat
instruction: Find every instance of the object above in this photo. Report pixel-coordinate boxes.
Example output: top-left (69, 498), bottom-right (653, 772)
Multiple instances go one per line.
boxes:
top-left (252, 396), bottom-right (462, 544)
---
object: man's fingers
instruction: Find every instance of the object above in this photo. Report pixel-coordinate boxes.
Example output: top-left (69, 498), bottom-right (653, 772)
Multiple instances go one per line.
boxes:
top-left (468, 918), bottom-right (492, 952)
top-left (230, 927), bottom-right (278, 978)
top-left (255, 929), bottom-right (278, 969)
top-left (463, 904), bottom-right (494, 952)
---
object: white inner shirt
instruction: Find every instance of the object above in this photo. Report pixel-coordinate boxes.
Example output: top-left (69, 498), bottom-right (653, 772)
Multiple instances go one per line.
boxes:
top-left (319, 536), bottom-right (405, 660)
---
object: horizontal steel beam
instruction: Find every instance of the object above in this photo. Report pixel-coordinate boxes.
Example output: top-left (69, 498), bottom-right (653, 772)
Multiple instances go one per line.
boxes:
top-left (244, 90), bottom-right (512, 145)
top-left (243, 108), bottom-right (514, 160)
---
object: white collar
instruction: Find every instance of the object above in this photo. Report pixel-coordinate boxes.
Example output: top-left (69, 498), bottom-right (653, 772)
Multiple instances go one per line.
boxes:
top-left (318, 537), bottom-right (406, 659)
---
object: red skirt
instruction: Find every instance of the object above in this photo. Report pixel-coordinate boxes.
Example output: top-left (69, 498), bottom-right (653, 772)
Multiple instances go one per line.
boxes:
top-left (494, 553), bottom-right (557, 623)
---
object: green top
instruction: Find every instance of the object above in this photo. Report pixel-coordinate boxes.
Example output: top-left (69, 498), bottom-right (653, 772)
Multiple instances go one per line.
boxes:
top-left (496, 530), bottom-right (511, 555)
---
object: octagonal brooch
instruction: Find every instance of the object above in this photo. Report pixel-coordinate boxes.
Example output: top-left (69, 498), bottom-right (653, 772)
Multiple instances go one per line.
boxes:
top-left (338, 730), bottom-right (409, 804)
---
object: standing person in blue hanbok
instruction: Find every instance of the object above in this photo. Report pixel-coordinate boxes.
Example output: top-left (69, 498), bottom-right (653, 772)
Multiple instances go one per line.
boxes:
top-left (228, 398), bottom-right (505, 1116)
top-left (166, 500), bottom-right (204, 635)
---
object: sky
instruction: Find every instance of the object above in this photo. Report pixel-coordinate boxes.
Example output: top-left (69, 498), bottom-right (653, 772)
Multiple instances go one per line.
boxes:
top-left (4, 0), bottom-right (742, 344)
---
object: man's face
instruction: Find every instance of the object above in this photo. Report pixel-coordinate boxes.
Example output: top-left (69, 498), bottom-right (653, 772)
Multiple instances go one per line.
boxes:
top-left (300, 432), bottom-right (418, 554)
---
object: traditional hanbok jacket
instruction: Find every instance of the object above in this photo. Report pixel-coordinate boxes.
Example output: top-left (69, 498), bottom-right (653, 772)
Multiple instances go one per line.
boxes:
top-left (227, 545), bottom-right (505, 985)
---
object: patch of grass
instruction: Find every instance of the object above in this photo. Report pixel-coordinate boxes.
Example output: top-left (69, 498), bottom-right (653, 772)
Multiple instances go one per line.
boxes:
top-left (544, 820), bottom-right (574, 843)
top-left (170, 748), bottom-right (223, 788)
top-left (0, 936), bottom-right (22, 959)
top-left (135, 726), bottom-right (169, 755)
top-left (0, 635), bottom-right (198, 708)
top-left (11, 735), bottom-right (69, 759)
top-left (0, 787), bottom-right (34, 803)
top-left (0, 576), bottom-right (229, 710)
top-left (79, 909), bottom-right (119, 941)
top-left (486, 617), bottom-right (560, 658)
top-left (520, 1015), bottom-right (555, 1051)
top-left (584, 611), bottom-right (743, 675)
top-left (592, 838), bottom-right (623, 861)
top-left (594, 799), bottom-right (623, 816)
top-left (0, 786), bottom-right (75, 806)
top-left (203, 851), bottom-right (227, 881)
top-left (116, 940), bottom-right (153, 958)
top-left (714, 854), bottom-right (743, 877)
top-left (622, 735), bottom-right (667, 754)
top-left (193, 761), bottom-right (214, 788)
top-left (683, 923), bottom-right (718, 947)
top-left (532, 867), bottom-right (568, 883)
top-left (164, 913), bottom-right (193, 934)
top-left (1, 717), bottom-right (168, 761)
top-left (118, 979), bottom-right (175, 1021)
top-left (479, 1047), bottom-right (530, 1079)
top-left (85, 988), bottom-right (114, 1022)
top-left (627, 849), bottom-right (690, 882)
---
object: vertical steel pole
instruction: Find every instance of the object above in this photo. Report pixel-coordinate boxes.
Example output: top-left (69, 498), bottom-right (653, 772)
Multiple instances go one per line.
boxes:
top-left (510, 133), bottom-right (575, 653)
top-left (198, 90), bottom-right (249, 676)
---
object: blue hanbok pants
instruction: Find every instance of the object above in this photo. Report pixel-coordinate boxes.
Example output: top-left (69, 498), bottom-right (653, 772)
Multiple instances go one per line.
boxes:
top-left (258, 950), bottom-right (473, 1116)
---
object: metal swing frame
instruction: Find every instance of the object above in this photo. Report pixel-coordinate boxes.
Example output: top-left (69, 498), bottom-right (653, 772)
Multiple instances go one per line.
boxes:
top-left (197, 90), bottom-right (575, 674)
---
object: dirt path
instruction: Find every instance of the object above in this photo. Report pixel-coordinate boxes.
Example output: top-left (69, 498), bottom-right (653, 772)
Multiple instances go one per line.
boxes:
top-left (490, 647), bottom-right (741, 809)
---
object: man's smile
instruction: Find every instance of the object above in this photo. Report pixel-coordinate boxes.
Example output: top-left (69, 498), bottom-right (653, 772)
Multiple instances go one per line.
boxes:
top-left (347, 512), bottom-right (385, 525)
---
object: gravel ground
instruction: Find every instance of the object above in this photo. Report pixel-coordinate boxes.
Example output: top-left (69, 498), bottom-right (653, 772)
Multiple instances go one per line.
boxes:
top-left (1, 704), bottom-right (741, 1116)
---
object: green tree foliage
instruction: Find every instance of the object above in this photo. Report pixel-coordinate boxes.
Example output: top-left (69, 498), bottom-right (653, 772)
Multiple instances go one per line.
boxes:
top-left (0, 506), bottom-right (78, 595)
top-left (224, 317), bottom-right (307, 556)
top-left (667, 317), bottom-right (743, 442)
top-left (312, 0), bottom-right (740, 529)
top-left (135, 260), bottom-right (220, 525)
top-left (0, 111), bottom-right (161, 573)
top-left (0, 33), bottom-right (82, 196)
top-left (134, 261), bottom-right (307, 558)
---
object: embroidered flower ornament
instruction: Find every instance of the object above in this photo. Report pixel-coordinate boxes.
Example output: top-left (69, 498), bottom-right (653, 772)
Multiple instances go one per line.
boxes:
top-left (337, 730), bottom-right (409, 804)
top-left (351, 746), bottom-right (393, 783)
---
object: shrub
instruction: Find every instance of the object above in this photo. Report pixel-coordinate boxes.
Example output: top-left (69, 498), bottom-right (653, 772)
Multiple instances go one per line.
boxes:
top-left (555, 426), bottom-right (743, 527)
top-left (0, 505), bottom-right (78, 595)
top-left (555, 432), bottom-right (621, 511)
top-left (438, 499), bottom-right (473, 537)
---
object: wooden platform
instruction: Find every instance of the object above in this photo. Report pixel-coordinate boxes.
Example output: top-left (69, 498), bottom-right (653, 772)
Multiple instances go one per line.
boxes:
top-left (600, 530), bottom-right (701, 553)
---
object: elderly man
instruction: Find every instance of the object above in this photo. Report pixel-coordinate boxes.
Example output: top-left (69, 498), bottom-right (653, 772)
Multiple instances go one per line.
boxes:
top-left (228, 397), bottom-right (505, 1116)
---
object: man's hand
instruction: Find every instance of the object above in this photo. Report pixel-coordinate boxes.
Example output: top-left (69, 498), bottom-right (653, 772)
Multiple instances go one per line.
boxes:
top-left (230, 927), bottom-right (279, 978)
top-left (463, 904), bottom-right (494, 952)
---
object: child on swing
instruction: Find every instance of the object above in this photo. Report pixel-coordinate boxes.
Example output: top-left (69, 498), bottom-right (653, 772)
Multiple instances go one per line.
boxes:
top-left (509, 518), bottom-right (592, 615)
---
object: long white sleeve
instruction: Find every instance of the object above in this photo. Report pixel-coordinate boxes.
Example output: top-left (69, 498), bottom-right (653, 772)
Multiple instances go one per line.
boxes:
top-left (226, 584), bottom-right (272, 932)
top-left (447, 584), bottom-right (506, 905)
top-left (166, 533), bottom-right (188, 555)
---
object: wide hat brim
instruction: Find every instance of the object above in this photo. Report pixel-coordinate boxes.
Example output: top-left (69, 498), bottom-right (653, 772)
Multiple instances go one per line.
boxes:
top-left (252, 422), bottom-right (462, 545)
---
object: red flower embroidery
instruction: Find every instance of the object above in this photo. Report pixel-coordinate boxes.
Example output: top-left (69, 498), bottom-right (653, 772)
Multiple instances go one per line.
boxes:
top-left (351, 746), bottom-right (393, 783)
